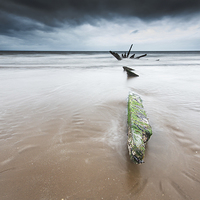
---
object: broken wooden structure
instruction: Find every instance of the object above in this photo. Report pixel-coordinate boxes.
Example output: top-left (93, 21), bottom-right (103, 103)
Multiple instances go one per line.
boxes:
top-left (127, 92), bottom-right (152, 164)
top-left (109, 44), bottom-right (147, 60)
top-left (123, 66), bottom-right (139, 77)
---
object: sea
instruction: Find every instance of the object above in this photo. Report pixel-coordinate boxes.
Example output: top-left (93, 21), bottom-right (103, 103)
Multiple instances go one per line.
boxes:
top-left (0, 51), bottom-right (200, 199)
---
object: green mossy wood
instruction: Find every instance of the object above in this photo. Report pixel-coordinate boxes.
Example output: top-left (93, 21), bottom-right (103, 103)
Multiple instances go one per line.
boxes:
top-left (127, 92), bottom-right (152, 164)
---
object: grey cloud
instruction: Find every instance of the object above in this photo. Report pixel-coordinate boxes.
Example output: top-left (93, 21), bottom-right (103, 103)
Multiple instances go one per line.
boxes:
top-left (131, 30), bottom-right (139, 34)
top-left (0, 11), bottom-right (54, 37)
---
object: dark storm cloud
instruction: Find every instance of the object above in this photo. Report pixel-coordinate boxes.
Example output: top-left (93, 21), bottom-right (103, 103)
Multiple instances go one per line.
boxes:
top-left (1, 0), bottom-right (200, 30)
top-left (0, 11), bottom-right (54, 36)
top-left (3, 0), bottom-right (200, 19)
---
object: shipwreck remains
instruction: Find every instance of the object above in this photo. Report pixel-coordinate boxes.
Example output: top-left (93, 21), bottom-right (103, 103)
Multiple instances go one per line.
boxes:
top-left (109, 51), bottom-right (122, 60)
top-left (127, 92), bottom-right (152, 164)
top-left (123, 66), bottom-right (139, 77)
top-left (109, 44), bottom-right (147, 60)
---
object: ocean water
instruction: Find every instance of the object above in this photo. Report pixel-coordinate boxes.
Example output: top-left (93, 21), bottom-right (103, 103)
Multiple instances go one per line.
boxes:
top-left (0, 51), bottom-right (200, 199)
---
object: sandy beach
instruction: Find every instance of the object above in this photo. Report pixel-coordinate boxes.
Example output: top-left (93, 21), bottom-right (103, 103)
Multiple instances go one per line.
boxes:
top-left (0, 52), bottom-right (200, 199)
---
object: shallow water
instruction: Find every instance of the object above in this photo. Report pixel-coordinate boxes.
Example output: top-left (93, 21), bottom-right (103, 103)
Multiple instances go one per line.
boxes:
top-left (0, 51), bottom-right (200, 199)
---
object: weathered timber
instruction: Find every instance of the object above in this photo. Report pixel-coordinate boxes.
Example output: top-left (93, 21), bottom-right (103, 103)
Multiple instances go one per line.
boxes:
top-left (127, 44), bottom-right (133, 58)
top-left (109, 51), bottom-right (122, 60)
top-left (123, 66), bottom-right (135, 71)
top-left (135, 54), bottom-right (147, 59)
top-left (127, 92), bottom-right (152, 164)
top-left (123, 66), bottom-right (138, 76)
top-left (125, 69), bottom-right (139, 77)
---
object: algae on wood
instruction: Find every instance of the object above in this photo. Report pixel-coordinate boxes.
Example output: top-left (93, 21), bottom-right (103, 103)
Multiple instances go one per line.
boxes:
top-left (127, 92), bottom-right (152, 164)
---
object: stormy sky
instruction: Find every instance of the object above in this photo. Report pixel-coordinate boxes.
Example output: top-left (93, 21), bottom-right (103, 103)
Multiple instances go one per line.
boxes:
top-left (0, 0), bottom-right (200, 51)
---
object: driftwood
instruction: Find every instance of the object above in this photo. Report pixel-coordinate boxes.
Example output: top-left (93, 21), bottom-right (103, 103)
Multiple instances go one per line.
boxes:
top-left (127, 92), bottom-right (152, 164)
top-left (109, 44), bottom-right (147, 60)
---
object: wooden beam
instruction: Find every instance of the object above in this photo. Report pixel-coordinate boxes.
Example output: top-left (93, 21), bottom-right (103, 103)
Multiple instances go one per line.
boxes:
top-left (127, 44), bottom-right (133, 58)
top-left (130, 54), bottom-right (135, 59)
top-left (109, 51), bottom-right (122, 60)
top-left (135, 54), bottom-right (147, 59)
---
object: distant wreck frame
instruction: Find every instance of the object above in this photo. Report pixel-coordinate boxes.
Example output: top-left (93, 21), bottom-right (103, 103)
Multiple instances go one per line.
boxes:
top-left (109, 44), bottom-right (147, 60)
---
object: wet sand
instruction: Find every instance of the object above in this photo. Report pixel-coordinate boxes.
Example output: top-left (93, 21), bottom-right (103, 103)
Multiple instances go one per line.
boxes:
top-left (0, 54), bottom-right (200, 199)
